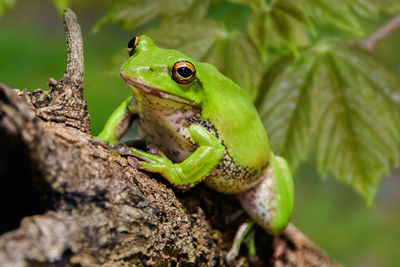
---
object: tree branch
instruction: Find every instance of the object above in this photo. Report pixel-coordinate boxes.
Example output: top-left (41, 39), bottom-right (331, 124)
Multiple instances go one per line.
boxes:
top-left (0, 9), bottom-right (338, 267)
top-left (356, 13), bottom-right (400, 52)
top-left (63, 9), bottom-right (84, 82)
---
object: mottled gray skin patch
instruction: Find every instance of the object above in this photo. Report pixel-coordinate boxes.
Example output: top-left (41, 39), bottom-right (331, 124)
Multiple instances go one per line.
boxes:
top-left (134, 92), bottom-right (265, 194)
top-left (236, 167), bottom-right (277, 232)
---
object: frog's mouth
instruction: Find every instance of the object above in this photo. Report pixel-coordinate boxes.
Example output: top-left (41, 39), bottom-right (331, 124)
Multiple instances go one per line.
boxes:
top-left (121, 71), bottom-right (195, 105)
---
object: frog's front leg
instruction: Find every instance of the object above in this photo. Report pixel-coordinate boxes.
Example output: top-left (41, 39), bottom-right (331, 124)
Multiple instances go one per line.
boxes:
top-left (236, 153), bottom-right (294, 235)
top-left (130, 124), bottom-right (225, 187)
top-left (95, 96), bottom-right (138, 145)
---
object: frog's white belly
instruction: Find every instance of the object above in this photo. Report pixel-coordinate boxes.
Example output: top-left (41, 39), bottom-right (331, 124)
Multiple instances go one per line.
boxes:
top-left (136, 95), bottom-right (199, 162)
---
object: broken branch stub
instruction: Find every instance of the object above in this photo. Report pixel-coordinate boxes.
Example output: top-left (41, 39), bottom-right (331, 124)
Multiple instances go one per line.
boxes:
top-left (23, 8), bottom-right (90, 135)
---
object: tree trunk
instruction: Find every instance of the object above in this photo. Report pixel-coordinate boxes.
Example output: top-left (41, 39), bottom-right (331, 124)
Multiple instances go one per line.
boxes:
top-left (0, 9), bottom-right (339, 267)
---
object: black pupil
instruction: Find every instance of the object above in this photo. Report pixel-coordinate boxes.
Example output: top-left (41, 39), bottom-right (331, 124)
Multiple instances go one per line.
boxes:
top-left (177, 66), bottom-right (193, 78)
top-left (128, 37), bottom-right (137, 49)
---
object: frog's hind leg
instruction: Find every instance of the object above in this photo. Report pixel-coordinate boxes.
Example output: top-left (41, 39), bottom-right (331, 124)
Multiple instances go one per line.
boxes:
top-left (235, 154), bottom-right (294, 235)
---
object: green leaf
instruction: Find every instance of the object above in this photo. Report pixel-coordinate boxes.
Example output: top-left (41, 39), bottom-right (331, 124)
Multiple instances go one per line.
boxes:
top-left (0, 0), bottom-right (15, 16)
top-left (270, 0), bottom-right (312, 47)
top-left (248, 10), bottom-right (269, 60)
top-left (94, 0), bottom-right (219, 32)
top-left (175, 0), bottom-right (220, 21)
top-left (228, 0), bottom-right (265, 7)
top-left (257, 53), bottom-right (316, 169)
top-left (216, 34), bottom-right (264, 100)
top-left (201, 34), bottom-right (264, 100)
top-left (301, 0), bottom-right (400, 35)
top-left (270, 8), bottom-right (296, 47)
top-left (269, 0), bottom-right (311, 50)
top-left (149, 21), bottom-right (263, 99)
top-left (51, 0), bottom-right (69, 14)
top-left (272, 0), bottom-right (311, 28)
top-left (313, 45), bottom-right (399, 203)
top-left (348, 0), bottom-right (400, 18)
top-left (148, 20), bottom-right (223, 61)
top-left (257, 39), bottom-right (400, 203)
top-left (94, 0), bottom-right (164, 32)
top-left (247, 0), bottom-right (311, 57)
top-left (227, 0), bottom-right (260, 6)
top-left (301, 0), bottom-right (363, 35)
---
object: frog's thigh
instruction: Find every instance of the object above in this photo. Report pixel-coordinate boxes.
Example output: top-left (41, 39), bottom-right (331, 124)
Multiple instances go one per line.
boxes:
top-left (235, 154), bottom-right (294, 235)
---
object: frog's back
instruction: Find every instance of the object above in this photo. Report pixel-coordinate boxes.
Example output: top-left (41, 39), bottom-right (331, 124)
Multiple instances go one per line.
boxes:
top-left (196, 62), bottom-right (270, 194)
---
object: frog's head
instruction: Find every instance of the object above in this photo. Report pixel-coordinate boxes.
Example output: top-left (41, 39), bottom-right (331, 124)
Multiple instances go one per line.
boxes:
top-left (120, 35), bottom-right (203, 106)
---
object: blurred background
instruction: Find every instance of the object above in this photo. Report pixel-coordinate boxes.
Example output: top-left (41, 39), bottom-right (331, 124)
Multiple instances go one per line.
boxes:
top-left (1, 0), bottom-right (399, 266)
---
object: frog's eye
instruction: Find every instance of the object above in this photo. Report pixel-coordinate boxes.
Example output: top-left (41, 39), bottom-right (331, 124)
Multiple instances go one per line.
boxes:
top-left (127, 36), bottom-right (140, 56)
top-left (172, 61), bottom-right (196, 84)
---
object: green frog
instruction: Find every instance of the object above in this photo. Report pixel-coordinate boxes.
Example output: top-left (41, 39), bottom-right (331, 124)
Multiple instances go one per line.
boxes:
top-left (96, 35), bottom-right (294, 261)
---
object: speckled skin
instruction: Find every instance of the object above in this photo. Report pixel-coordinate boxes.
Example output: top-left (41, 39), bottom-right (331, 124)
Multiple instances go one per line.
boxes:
top-left (236, 167), bottom-right (277, 232)
top-left (189, 118), bottom-right (264, 194)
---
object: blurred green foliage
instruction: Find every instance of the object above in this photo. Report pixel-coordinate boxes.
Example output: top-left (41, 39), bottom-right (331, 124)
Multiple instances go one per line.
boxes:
top-left (0, 0), bottom-right (15, 16)
top-left (51, 0), bottom-right (69, 14)
top-left (1, 0), bottom-right (400, 266)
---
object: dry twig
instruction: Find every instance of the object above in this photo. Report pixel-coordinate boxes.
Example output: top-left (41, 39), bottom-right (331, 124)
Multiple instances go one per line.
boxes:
top-left (356, 13), bottom-right (400, 52)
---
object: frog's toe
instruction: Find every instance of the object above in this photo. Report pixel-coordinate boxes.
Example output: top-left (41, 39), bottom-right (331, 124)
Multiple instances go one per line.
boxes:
top-left (109, 144), bottom-right (133, 156)
top-left (225, 221), bottom-right (254, 266)
top-left (146, 144), bottom-right (168, 158)
top-left (129, 147), bottom-right (158, 162)
top-left (93, 137), bottom-right (113, 148)
top-left (127, 156), bottom-right (142, 169)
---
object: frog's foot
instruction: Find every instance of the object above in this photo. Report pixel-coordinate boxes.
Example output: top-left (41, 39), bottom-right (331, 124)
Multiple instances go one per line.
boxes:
top-left (129, 147), bottom-right (170, 166)
top-left (96, 138), bottom-right (147, 156)
top-left (108, 143), bottom-right (134, 156)
top-left (104, 140), bottom-right (148, 156)
top-left (127, 147), bottom-right (184, 182)
top-left (146, 144), bottom-right (164, 156)
top-left (93, 137), bottom-right (115, 149)
top-left (111, 142), bottom-right (166, 170)
top-left (226, 220), bottom-right (255, 265)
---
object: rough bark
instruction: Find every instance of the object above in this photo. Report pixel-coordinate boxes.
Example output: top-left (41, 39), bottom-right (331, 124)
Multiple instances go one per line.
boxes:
top-left (0, 9), bottom-right (339, 267)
